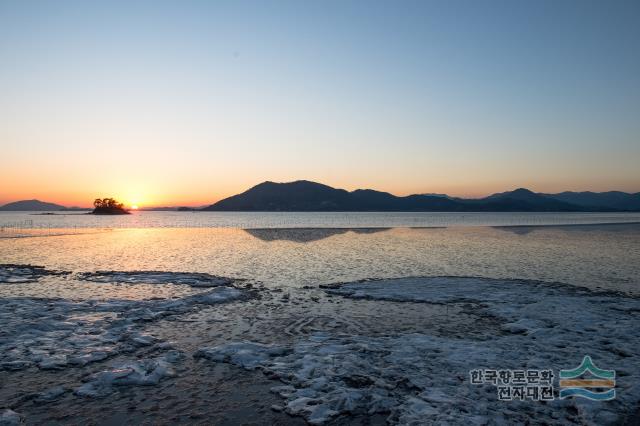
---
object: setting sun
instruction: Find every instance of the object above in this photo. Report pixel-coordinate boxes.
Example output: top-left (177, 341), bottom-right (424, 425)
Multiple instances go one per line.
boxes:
top-left (131, 205), bottom-right (138, 210)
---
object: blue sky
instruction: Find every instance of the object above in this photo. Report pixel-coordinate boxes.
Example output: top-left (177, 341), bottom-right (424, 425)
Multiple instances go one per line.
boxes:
top-left (1, 0), bottom-right (638, 205)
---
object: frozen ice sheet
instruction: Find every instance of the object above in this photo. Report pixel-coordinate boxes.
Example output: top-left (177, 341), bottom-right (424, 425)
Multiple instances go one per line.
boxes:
top-left (77, 270), bottom-right (234, 287)
top-left (0, 264), bottom-right (69, 284)
top-left (0, 286), bottom-right (247, 373)
top-left (197, 277), bottom-right (640, 425)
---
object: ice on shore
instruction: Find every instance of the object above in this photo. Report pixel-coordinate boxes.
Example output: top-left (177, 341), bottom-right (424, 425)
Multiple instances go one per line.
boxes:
top-left (0, 409), bottom-right (22, 426)
top-left (0, 264), bottom-right (68, 284)
top-left (197, 277), bottom-right (640, 425)
top-left (35, 386), bottom-right (67, 402)
top-left (75, 351), bottom-right (183, 397)
top-left (77, 270), bottom-right (234, 287)
top-left (189, 286), bottom-right (244, 304)
top-left (195, 342), bottom-right (291, 369)
top-left (0, 286), bottom-right (246, 373)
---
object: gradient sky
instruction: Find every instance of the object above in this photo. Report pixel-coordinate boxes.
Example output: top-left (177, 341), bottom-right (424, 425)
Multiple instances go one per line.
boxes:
top-left (1, 0), bottom-right (639, 207)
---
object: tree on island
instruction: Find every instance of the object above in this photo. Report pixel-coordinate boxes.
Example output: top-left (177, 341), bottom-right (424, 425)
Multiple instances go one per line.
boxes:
top-left (91, 198), bottom-right (130, 215)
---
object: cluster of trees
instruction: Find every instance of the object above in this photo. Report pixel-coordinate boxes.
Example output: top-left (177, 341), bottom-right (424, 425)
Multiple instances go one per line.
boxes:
top-left (93, 198), bottom-right (125, 210)
top-left (92, 197), bottom-right (129, 214)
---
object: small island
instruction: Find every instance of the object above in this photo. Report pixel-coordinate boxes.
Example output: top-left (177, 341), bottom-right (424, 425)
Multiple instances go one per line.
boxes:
top-left (91, 198), bottom-right (130, 215)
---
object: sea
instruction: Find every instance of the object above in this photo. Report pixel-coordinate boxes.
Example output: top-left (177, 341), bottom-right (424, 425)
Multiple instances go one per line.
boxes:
top-left (1, 211), bottom-right (640, 424)
top-left (1, 211), bottom-right (639, 295)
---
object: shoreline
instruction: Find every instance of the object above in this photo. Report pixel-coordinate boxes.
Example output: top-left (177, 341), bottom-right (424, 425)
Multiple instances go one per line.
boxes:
top-left (1, 271), bottom-right (639, 424)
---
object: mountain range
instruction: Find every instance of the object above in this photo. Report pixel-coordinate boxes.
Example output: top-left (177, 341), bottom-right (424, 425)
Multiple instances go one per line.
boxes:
top-left (2, 183), bottom-right (639, 212)
top-left (202, 181), bottom-right (640, 212)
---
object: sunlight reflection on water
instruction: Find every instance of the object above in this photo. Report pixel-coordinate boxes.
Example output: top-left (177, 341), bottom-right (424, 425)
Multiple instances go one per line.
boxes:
top-left (1, 224), bottom-right (639, 299)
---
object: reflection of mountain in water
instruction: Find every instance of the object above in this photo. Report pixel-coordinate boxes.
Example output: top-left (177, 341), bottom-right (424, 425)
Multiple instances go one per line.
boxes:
top-left (494, 222), bottom-right (640, 236)
top-left (493, 226), bottom-right (538, 236)
top-left (244, 228), bottom-right (391, 243)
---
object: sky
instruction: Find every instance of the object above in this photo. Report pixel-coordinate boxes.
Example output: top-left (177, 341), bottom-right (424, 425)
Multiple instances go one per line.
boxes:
top-left (1, 0), bottom-right (639, 207)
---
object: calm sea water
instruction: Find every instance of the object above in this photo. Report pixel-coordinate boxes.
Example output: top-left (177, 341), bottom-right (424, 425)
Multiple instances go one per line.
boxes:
top-left (1, 210), bottom-right (640, 229)
top-left (1, 212), bottom-right (639, 297)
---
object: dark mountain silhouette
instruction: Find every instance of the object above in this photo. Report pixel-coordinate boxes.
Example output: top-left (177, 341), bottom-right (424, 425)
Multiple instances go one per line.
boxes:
top-left (210, 181), bottom-right (351, 211)
top-left (542, 191), bottom-right (640, 211)
top-left (204, 181), bottom-right (462, 211)
top-left (470, 188), bottom-right (580, 211)
top-left (203, 181), bottom-right (636, 212)
top-left (0, 199), bottom-right (65, 211)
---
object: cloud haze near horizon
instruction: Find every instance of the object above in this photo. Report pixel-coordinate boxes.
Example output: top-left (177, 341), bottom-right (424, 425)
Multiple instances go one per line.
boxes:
top-left (1, 0), bottom-right (639, 207)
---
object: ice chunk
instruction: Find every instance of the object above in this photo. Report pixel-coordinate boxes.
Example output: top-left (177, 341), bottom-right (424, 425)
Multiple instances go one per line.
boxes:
top-left (38, 355), bottom-right (70, 370)
top-left (76, 352), bottom-right (182, 398)
top-left (194, 342), bottom-right (290, 369)
top-left (0, 286), bottom-right (247, 373)
top-left (189, 287), bottom-right (244, 304)
top-left (35, 386), bottom-right (66, 402)
top-left (77, 271), bottom-right (233, 287)
top-left (0, 264), bottom-right (68, 284)
top-left (0, 409), bottom-right (22, 426)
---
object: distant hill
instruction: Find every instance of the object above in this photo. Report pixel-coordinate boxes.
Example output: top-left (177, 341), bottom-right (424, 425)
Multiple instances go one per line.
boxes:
top-left (0, 199), bottom-right (65, 211)
top-left (204, 181), bottom-right (461, 211)
top-left (202, 181), bottom-right (637, 212)
top-left (542, 191), bottom-right (640, 211)
top-left (470, 188), bottom-right (580, 212)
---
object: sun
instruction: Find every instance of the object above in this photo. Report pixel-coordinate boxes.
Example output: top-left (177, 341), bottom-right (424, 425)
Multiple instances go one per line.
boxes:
top-left (122, 192), bottom-right (146, 210)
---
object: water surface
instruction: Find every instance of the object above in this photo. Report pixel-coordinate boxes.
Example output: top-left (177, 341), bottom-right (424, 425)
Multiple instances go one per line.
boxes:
top-left (1, 223), bottom-right (638, 298)
top-left (2, 211), bottom-right (640, 230)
